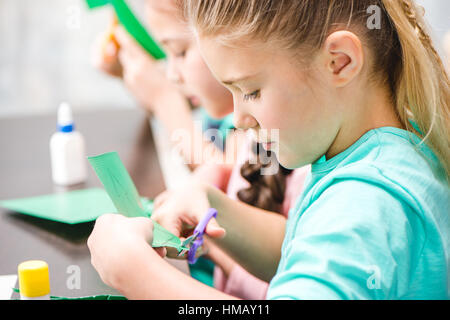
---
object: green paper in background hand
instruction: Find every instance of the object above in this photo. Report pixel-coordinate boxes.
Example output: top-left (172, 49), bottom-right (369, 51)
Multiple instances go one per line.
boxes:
top-left (85, 0), bottom-right (166, 59)
top-left (88, 152), bottom-right (187, 251)
top-left (0, 188), bottom-right (153, 225)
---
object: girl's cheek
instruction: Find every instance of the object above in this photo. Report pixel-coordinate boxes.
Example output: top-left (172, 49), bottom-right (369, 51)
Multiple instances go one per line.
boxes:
top-left (255, 95), bottom-right (287, 131)
top-left (184, 53), bottom-right (209, 90)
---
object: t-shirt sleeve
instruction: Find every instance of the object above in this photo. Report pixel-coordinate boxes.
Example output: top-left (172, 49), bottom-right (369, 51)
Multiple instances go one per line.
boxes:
top-left (267, 179), bottom-right (426, 300)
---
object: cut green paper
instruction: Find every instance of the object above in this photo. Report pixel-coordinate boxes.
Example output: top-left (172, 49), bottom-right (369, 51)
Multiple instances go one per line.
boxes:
top-left (0, 188), bottom-right (153, 224)
top-left (11, 288), bottom-right (126, 300)
top-left (88, 152), bottom-right (187, 251)
top-left (85, 0), bottom-right (166, 60)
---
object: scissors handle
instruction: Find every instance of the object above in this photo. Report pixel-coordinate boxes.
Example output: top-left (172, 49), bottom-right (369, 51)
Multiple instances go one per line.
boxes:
top-left (194, 208), bottom-right (218, 239)
top-left (188, 208), bottom-right (218, 264)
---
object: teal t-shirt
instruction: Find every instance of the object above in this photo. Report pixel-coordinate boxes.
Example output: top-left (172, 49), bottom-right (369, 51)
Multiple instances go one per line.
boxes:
top-left (267, 127), bottom-right (449, 300)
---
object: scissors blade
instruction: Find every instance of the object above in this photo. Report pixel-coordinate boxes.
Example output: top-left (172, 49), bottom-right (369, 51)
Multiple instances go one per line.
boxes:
top-left (177, 234), bottom-right (197, 256)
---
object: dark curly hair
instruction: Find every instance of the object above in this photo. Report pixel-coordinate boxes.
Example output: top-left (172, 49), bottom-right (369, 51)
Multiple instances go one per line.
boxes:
top-left (237, 142), bottom-right (292, 213)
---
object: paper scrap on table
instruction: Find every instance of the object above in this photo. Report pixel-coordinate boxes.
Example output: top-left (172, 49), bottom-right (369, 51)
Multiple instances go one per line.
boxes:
top-left (88, 151), bottom-right (187, 252)
top-left (0, 188), bottom-right (153, 225)
top-left (0, 275), bottom-right (17, 300)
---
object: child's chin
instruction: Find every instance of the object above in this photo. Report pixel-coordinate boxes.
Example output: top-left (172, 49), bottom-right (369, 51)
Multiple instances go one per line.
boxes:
top-left (277, 153), bottom-right (300, 170)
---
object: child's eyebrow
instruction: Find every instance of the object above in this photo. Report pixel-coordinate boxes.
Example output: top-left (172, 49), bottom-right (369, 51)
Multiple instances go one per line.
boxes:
top-left (159, 37), bottom-right (186, 46)
top-left (222, 72), bottom-right (260, 86)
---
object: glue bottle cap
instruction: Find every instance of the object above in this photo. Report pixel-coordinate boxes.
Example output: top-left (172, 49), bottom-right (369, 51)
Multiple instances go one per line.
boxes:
top-left (57, 102), bottom-right (74, 133)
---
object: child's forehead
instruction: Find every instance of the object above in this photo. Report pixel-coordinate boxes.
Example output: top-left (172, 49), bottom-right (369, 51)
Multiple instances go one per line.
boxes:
top-left (198, 37), bottom-right (277, 82)
top-left (145, 3), bottom-right (191, 44)
top-left (200, 37), bottom-right (278, 65)
top-left (146, 0), bottom-right (179, 14)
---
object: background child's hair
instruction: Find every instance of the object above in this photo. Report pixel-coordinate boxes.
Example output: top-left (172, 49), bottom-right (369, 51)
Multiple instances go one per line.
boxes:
top-left (237, 142), bottom-right (292, 213)
top-left (181, 0), bottom-right (450, 180)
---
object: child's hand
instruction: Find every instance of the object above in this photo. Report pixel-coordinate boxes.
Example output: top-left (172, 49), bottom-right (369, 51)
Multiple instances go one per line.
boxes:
top-left (152, 182), bottom-right (226, 256)
top-left (114, 27), bottom-right (175, 113)
top-left (87, 214), bottom-right (165, 289)
top-left (91, 16), bottom-right (123, 78)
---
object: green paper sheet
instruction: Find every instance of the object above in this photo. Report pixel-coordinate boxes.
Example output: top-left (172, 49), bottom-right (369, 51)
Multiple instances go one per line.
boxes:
top-left (12, 288), bottom-right (127, 300)
top-left (0, 188), bottom-right (153, 224)
top-left (85, 0), bottom-right (166, 60)
top-left (88, 152), bottom-right (187, 251)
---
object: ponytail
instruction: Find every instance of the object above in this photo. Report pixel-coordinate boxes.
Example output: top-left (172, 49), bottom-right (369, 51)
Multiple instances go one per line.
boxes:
top-left (382, 0), bottom-right (450, 180)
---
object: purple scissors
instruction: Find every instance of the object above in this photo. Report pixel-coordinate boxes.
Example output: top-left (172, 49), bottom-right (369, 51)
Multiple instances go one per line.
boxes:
top-left (178, 208), bottom-right (218, 264)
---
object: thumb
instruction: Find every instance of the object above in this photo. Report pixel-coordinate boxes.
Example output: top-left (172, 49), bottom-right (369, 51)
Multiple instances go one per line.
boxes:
top-left (205, 218), bottom-right (226, 239)
top-left (154, 247), bottom-right (167, 258)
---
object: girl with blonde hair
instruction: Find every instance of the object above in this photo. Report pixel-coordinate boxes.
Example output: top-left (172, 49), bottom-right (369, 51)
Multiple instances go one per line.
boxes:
top-left (88, 0), bottom-right (450, 299)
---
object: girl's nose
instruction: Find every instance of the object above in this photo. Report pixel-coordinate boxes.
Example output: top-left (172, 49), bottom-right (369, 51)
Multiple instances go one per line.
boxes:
top-left (166, 61), bottom-right (183, 84)
top-left (233, 107), bottom-right (258, 130)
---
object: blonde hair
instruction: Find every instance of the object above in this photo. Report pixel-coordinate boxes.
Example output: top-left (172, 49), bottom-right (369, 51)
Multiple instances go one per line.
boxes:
top-left (182, 0), bottom-right (450, 180)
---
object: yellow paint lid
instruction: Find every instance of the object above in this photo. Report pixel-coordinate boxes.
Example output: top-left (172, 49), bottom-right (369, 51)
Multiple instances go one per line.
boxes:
top-left (18, 260), bottom-right (50, 297)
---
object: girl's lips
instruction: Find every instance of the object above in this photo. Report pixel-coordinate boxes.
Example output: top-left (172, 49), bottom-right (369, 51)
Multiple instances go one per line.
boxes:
top-left (188, 96), bottom-right (201, 106)
top-left (262, 142), bottom-right (275, 150)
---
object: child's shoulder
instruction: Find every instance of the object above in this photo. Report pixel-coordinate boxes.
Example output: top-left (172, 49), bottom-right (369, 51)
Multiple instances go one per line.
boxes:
top-left (335, 126), bottom-right (447, 189)
top-left (308, 126), bottom-right (449, 225)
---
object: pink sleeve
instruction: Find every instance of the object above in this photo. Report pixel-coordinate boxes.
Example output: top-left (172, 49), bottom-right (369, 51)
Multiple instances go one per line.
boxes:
top-left (214, 265), bottom-right (268, 300)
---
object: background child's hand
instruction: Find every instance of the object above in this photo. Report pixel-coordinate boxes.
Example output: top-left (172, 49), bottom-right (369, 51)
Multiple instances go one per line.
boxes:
top-left (91, 15), bottom-right (123, 78)
top-left (114, 27), bottom-right (176, 113)
top-left (87, 214), bottom-right (165, 289)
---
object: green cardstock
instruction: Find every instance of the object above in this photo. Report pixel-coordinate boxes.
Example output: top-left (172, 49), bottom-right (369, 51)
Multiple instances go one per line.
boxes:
top-left (0, 188), bottom-right (153, 225)
top-left (88, 152), bottom-right (187, 251)
top-left (85, 0), bottom-right (166, 60)
top-left (12, 288), bottom-right (127, 300)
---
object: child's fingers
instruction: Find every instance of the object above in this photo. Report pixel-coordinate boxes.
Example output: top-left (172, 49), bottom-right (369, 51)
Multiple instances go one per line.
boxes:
top-left (205, 218), bottom-right (226, 239)
top-left (115, 26), bottom-right (144, 59)
top-left (165, 243), bottom-right (209, 260)
top-left (104, 40), bottom-right (119, 58)
top-left (153, 191), bottom-right (170, 210)
top-left (165, 246), bottom-right (184, 259)
top-left (91, 33), bottom-right (122, 77)
top-left (154, 247), bottom-right (167, 258)
top-left (152, 209), bottom-right (184, 238)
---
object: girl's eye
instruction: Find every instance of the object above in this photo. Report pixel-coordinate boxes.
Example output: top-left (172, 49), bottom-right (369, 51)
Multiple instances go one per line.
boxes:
top-left (243, 90), bottom-right (260, 101)
top-left (175, 50), bottom-right (186, 58)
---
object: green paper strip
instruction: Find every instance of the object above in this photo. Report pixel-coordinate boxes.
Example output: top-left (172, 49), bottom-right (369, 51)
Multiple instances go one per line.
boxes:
top-left (0, 188), bottom-right (153, 225)
top-left (88, 152), bottom-right (187, 251)
top-left (0, 188), bottom-right (115, 224)
top-left (12, 288), bottom-right (127, 300)
top-left (85, 0), bottom-right (166, 60)
top-left (51, 294), bottom-right (127, 300)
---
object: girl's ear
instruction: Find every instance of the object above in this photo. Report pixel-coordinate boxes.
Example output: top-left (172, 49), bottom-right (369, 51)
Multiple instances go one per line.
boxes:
top-left (322, 31), bottom-right (364, 87)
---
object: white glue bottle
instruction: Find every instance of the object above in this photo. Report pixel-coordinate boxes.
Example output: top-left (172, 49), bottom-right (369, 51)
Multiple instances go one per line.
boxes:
top-left (50, 102), bottom-right (87, 186)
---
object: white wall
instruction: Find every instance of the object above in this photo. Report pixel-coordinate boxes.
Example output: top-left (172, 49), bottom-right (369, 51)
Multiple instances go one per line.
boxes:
top-left (0, 0), bottom-right (146, 117)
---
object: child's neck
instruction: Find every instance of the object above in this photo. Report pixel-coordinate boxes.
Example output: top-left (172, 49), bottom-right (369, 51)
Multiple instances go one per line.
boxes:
top-left (325, 85), bottom-right (403, 160)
